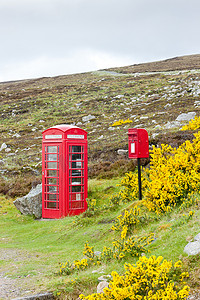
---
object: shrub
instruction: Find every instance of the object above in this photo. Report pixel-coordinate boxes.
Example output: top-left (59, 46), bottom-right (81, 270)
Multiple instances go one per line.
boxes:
top-left (80, 255), bottom-right (190, 299)
top-left (118, 132), bottom-right (200, 214)
top-left (181, 116), bottom-right (200, 131)
top-left (111, 206), bottom-right (147, 234)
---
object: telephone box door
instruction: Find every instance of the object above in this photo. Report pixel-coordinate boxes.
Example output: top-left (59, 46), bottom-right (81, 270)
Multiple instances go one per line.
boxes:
top-left (67, 143), bottom-right (87, 215)
top-left (42, 143), bottom-right (63, 219)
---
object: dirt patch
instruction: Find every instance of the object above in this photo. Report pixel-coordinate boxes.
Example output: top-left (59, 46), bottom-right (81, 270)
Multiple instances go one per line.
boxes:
top-left (0, 249), bottom-right (40, 299)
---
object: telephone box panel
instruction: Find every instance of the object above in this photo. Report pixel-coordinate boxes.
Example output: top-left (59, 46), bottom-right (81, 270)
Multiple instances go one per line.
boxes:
top-left (128, 128), bottom-right (149, 159)
top-left (42, 125), bottom-right (88, 219)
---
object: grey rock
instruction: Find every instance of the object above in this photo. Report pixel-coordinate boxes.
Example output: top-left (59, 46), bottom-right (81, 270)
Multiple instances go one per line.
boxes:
top-left (13, 184), bottom-right (42, 219)
top-left (82, 114), bottom-right (96, 122)
top-left (117, 149), bottom-right (128, 155)
top-left (0, 143), bottom-right (7, 151)
top-left (94, 251), bottom-right (101, 256)
top-left (12, 292), bottom-right (55, 299)
top-left (97, 281), bottom-right (109, 294)
top-left (176, 112), bottom-right (196, 122)
top-left (98, 275), bottom-right (112, 282)
top-left (154, 125), bottom-right (161, 129)
top-left (12, 133), bottom-right (21, 138)
top-left (194, 233), bottom-right (200, 242)
top-left (152, 133), bottom-right (159, 139)
top-left (164, 121), bottom-right (180, 129)
top-left (184, 241), bottom-right (200, 255)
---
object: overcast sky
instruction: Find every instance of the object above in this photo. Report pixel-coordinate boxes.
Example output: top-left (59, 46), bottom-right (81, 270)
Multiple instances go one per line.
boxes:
top-left (0, 0), bottom-right (200, 82)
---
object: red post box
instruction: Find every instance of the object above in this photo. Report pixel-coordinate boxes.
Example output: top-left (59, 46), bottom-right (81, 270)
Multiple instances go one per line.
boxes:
top-left (128, 128), bottom-right (149, 159)
top-left (128, 128), bottom-right (149, 200)
top-left (42, 124), bottom-right (88, 219)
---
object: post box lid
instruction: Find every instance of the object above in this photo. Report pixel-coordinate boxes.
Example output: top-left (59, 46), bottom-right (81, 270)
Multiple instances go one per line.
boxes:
top-left (128, 128), bottom-right (138, 135)
top-left (128, 128), bottom-right (148, 136)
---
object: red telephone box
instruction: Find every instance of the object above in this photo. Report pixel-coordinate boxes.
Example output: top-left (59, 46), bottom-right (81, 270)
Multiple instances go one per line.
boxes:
top-left (128, 128), bottom-right (149, 159)
top-left (42, 124), bottom-right (88, 219)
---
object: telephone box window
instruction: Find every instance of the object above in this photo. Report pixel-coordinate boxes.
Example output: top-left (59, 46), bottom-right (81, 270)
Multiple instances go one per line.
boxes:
top-left (47, 178), bottom-right (58, 185)
top-left (72, 146), bottom-right (82, 153)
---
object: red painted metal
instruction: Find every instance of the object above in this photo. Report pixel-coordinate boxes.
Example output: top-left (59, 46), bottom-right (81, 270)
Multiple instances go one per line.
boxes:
top-left (128, 128), bottom-right (149, 159)
top-left (42, 125), bottom-right (88, 219)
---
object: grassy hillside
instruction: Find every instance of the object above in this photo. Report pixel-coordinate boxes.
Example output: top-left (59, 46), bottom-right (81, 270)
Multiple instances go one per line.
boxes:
top-left (0, 54), bottom-right (200, 197)
top-left (0, 179), bottom-right (200, 299)
top-left (0, 55), bottom-right (200, 299)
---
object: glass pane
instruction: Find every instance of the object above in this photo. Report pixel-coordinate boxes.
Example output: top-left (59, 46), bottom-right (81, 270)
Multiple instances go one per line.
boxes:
top-left (47, 154), bottom-right (57, 161)
top-left (47, 202), bottom-right (57, 208)
top-left (71, 170), bottom-right (82, 177)
top-left (47, 170), bottom-right (57, 177)
top-left (72, 161), bottom-right (82, 169)
top-left (47, 162), bottom-right (57, 169)
top-left (71, 177), bottom-right (81, 185)
top-left (72, 185), bottom-right (81, 192)
top-left (72, 154), bottom-right (81, 161)
top-left (48, 186), bottom-right (58, 193)
top-left (69, 193), bottom-right (83, 202)
top-left (71, 201), bottom-right (82, 209)
top-left (47, 146), bottom-right (57, 153)
top-left (47, 178), bottom-right (58, 185)
top-left (48, 194), bottom-right (57, 200)
top-left (72, 146), bottom-right (82, 153)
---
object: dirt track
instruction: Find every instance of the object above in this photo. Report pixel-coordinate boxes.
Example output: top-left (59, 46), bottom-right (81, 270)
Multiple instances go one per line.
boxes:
top-left (0, 249), bottom-right (37, 299)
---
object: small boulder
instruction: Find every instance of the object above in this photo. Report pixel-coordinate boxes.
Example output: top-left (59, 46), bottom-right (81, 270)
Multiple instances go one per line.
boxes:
top-left (194, 233), bottom-right (200, 242)
top-left (176, 112), bottom-right (196, 122)
top-left (0, 143), bottom-right (7, 151)
top-left (82, 115), bottom-right (96, 122)
top-left (117, 149), bottom-right (128, 155)
top-left (97, 281), bottom-right (109, 294)
top-left (13, 184), bottom-right (42, 219)
top-left (184, 240), bottom-right (200, 256)
top-left (98, 275), bottom-right (112, 282)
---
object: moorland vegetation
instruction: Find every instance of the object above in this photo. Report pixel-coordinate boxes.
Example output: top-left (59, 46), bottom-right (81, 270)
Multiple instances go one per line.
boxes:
top-left (0, 55), bottom-right (200, 299)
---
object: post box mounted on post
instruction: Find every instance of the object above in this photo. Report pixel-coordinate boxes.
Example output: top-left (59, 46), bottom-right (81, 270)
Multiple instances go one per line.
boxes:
top-left (128, 128), bottom-right (149, 200)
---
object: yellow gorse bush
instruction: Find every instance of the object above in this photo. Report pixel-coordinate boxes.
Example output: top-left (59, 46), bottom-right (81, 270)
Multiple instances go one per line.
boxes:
top-left (59, 228), bottom-right (154, 274)
top-left (111, 206), bottom-right (147, 235)
top-left (74, 258), bottom-right (88, 270)
top-left (181, 116), bottom-right (200, 131)
top-left (80, 255), bottom-right (190, 299)
top-left (118, 132), bottom-right (200, 214)
top-left (112, 118), bottom-right (133, 126)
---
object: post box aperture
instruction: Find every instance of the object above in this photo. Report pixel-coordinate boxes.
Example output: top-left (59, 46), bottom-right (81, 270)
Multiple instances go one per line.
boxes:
top-left (42, 124), bottom-right (88, 219)
top-left (128, 128), bottom-right (149, 159)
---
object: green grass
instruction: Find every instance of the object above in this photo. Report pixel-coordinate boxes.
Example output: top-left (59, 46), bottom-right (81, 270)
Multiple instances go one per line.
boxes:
top-left (0, 180), bottom-right (200, 298)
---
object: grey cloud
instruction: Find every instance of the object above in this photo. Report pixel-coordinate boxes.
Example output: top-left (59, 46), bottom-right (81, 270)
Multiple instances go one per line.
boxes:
top-left (0, 0), bottom-right (200, 81)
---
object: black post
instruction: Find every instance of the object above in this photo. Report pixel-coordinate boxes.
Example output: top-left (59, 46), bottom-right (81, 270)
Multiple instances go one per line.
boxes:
top-left (137, 158), bottom-right (142, 200)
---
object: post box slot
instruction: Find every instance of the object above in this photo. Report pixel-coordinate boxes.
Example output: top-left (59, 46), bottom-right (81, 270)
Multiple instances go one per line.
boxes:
top-left (131, 142), bottom-right (135, 153)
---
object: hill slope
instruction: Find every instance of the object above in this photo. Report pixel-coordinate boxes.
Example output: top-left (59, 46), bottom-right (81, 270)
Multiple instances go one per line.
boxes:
top-left (0, 54), bottom-right (200, 196)
top-left (106, 54), bottom-right (200, 73)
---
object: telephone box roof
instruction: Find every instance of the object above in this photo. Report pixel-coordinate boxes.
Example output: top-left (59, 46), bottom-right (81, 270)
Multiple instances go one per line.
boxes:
top-left (42, 124), bottom-right (87, 134)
